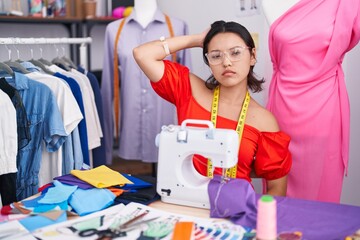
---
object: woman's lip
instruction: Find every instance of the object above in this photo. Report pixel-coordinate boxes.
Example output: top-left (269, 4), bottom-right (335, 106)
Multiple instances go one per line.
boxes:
top-left (222, 70), bottom-right (235, 75)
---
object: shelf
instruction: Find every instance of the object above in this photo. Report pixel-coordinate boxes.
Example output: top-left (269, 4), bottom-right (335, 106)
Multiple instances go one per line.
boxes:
top-left (0, 16), bottom-right (83, 24)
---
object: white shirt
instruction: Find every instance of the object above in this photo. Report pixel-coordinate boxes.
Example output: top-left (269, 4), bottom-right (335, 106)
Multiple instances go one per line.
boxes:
top-left (0, 89), bottom-right (17, 175)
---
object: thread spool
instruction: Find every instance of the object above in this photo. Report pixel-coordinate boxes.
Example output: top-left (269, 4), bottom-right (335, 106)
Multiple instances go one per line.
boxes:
top-left (256, 195), bottom-right (277, 240)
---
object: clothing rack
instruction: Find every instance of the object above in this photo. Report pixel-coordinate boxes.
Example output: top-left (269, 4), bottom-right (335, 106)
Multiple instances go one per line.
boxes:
top-left (0, 37), bottom-right (92, 69)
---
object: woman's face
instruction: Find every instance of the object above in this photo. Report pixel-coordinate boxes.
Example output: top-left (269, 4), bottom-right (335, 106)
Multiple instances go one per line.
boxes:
top-left (207, 32), bottom-right (256, 88)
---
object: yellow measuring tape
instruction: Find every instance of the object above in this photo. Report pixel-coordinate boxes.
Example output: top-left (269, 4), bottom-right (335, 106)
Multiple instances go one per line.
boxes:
top-left (207, 86), bottom-right (250, 178)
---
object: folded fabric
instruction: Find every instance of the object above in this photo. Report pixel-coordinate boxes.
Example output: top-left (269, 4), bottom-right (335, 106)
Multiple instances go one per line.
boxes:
top-left (114, 175), bottom-right (160, 205)
top-left (108, 187), bottom-right (125, 197)
top-left (69, 188), bottom-right (115, 216)
top-left (32, 200), bottom-right (69, 213)
top-left (71, 165), bottom-right (133, 188)
top-left (208, 175), bottom-right (257, 228)
top-left (38, 180), bottom-right (78, 204)
top-left (120, 174), bottom-right (153, 190)
top-left (54, 174), bottom-right (94, 189)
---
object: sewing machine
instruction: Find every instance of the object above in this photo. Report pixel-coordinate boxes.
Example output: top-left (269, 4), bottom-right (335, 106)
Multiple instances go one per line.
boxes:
top-left (155, 119), bottom-right (239, 209)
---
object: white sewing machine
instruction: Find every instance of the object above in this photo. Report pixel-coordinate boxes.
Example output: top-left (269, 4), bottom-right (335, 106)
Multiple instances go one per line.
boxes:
top-left (155, 119), bottom-right (239, 209)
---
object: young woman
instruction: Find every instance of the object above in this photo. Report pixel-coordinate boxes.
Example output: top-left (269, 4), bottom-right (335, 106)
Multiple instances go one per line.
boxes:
top-left (133, 20), bottom-right (292, 196)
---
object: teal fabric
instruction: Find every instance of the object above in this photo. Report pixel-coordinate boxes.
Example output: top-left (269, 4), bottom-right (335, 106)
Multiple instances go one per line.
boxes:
top-left (38, 180), bottom-right (77, 204)
top-left (69, 188), bottom-right (115, 216)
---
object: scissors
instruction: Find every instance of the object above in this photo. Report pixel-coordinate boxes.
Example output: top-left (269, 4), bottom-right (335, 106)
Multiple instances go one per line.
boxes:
top-left (78, 228), bottom-right (126, 239)
top-left (78, 216), bottom-right (160, 238)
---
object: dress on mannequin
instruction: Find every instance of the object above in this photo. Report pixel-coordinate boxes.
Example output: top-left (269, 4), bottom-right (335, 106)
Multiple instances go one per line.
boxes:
top-left (101, 7), bottom-right (192, 166)
top-left (263, 0), bottom-right (360, 203)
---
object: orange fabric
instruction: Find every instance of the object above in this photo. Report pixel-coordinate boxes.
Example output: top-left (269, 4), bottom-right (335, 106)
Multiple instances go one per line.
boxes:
top-left (151, 60), bottom-right (292, 183)
top-left (107, 187), bottom-right (125, 197)
top-left (113, 18), bottom-right (126, 141)
top-left (113, 15), bottom-right (176, 141)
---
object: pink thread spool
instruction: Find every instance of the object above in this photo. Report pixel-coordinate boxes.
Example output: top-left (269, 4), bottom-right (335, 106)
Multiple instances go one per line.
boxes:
top-left (256, 195), bottom-right (277, 240)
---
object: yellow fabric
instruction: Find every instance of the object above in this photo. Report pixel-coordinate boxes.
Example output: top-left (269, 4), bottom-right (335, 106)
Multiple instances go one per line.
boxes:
top-left (71, 165), bottom-right (133, 188)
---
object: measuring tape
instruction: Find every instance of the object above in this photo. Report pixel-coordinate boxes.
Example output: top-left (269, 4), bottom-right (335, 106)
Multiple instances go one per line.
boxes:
top-left (207, 86), bottom-right (250, 178)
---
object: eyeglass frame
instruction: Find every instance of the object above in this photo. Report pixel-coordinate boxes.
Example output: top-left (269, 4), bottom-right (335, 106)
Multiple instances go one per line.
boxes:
top-left (205, 46), bottom-right (251, 65)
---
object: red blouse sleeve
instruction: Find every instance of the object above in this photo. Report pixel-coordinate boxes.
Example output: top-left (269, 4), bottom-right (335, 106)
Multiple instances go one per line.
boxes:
top-left (151, 60), bottom-right (191, 106)
top-left (254, 131), bottom-right (292, 180)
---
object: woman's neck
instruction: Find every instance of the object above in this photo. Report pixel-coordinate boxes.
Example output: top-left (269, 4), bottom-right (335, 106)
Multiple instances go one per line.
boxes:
top-left (134, 0), bottom-right (157, 28)
top-left (218, 84), bottom-right (248, 106)
top-left (262, 0), bottom-right (299, 25)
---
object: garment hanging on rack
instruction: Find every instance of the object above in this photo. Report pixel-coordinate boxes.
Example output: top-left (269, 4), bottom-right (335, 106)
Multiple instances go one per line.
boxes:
top-left (0, 72), bottom-right (67, 201)
top-left (78, 66), bottom-right (107, 167)
top-left (0, 37), bottom-right (95, 200)
top-left (20, 61), bottom-right (84, 186)
top-left (0, 85), bottom-right (17, 205)
top-left (101, 9), bottom-right (192, 165)
top-left (48, 64), bottom-right (103, 154)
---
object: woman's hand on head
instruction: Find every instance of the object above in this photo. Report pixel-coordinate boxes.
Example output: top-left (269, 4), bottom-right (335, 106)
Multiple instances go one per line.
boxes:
top-left (197, 27), bottom-right (210, 47)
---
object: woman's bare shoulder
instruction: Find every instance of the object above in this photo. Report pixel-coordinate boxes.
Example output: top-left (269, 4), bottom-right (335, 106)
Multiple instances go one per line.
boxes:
top-left (247, 99), bottom-right (279, 132)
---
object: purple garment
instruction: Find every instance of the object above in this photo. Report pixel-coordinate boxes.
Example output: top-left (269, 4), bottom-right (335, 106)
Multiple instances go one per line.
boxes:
top-left (53, 174), bottom-right (93, 189)
top-left (208, 175), bottom-right (257, 227)
top-left (101, 9), bottom-right (192, 164)
top-left (208, 176), bottom-right (360, 239)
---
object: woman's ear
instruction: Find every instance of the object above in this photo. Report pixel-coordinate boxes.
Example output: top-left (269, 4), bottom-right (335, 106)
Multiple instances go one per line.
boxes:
top-left (250, 48), bottom-right (257, 66)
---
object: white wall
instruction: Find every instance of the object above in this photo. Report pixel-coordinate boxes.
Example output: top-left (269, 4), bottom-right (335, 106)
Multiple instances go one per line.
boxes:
top-left (341, 43), bottom-right (360, 206)
top-left (0, 0), bottom-right (359, 206)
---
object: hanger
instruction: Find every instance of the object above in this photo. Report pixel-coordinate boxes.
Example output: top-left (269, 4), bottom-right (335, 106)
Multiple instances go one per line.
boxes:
top-left (60, 46), bottom-right (77, 69)
top-left (0, 44), bottom-right (14, 75)
top-left (28, 45), bottom-right (55, 75)
top-left (3, 44), bottom-right (30, 74)
top-left (37, 46), bottom-right (53, 66)
top-left (0, 62), bottom-right (14, 75)
top-left (51, 44), bottom-right (71, 71)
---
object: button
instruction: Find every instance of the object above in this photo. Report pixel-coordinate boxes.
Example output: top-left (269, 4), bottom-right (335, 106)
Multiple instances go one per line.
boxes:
top-left (142, 89), bottom-right (147, 93)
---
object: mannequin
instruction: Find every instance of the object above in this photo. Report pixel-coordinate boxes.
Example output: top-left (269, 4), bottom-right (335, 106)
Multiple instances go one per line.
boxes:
top-left (133, 0), bottom-right (157, 28)
top-left (101, 2), bottom-right (192, 167)
top-left (263, 0), bottom-right (360, 203)
top-left (262, 0), bottom-right (299, 25)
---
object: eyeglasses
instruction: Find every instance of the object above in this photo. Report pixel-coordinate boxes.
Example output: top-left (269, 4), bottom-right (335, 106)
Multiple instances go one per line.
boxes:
top-left (205, 46), bottom-right (250, 65)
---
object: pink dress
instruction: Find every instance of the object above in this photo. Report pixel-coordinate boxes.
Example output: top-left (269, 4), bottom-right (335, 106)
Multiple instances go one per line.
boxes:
top-left (266, 0), bottom-right (360, 202)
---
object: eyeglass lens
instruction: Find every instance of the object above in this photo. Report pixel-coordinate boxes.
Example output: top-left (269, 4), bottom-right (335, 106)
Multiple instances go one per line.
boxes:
top-left (207, 47), bottom-right (248, 65)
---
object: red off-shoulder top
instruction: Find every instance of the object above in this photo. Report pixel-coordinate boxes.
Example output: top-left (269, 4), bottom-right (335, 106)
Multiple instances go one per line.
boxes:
top-left (151, 60), bottom-right (292, 183)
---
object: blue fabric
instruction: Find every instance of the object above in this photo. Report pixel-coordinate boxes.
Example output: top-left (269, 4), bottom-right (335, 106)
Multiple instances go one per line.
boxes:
top-left (78, 67), bottom-right (107, 167)
top-left (54, 72), bottom-right (90, 166)
top-left (21, 194), bottom-right (45, 208)
top-left (38, 180), bottom-right (77, 204)
top-left (69, 188), bottom-right (115, 216)
top-left (70, 126), bottom-right (84, 170)
top-left (62, 126), bottom-right (83, 174)
top-left (32, 200), bottom-right (68, 213)
top-left (0, 71), bottom-right (67, 201)
top-left (19, 211), bottom-right (67, 232)
top-left (120, 174), bottom-right (152, 190)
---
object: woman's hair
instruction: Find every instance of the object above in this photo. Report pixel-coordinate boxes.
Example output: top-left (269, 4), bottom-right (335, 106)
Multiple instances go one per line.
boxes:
top-left (203, 20), bottom-right (264, 92)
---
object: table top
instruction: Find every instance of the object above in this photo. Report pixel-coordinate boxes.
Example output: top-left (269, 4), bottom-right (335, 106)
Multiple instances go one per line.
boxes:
top-left (149, 200), bottom-right (210, 219)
